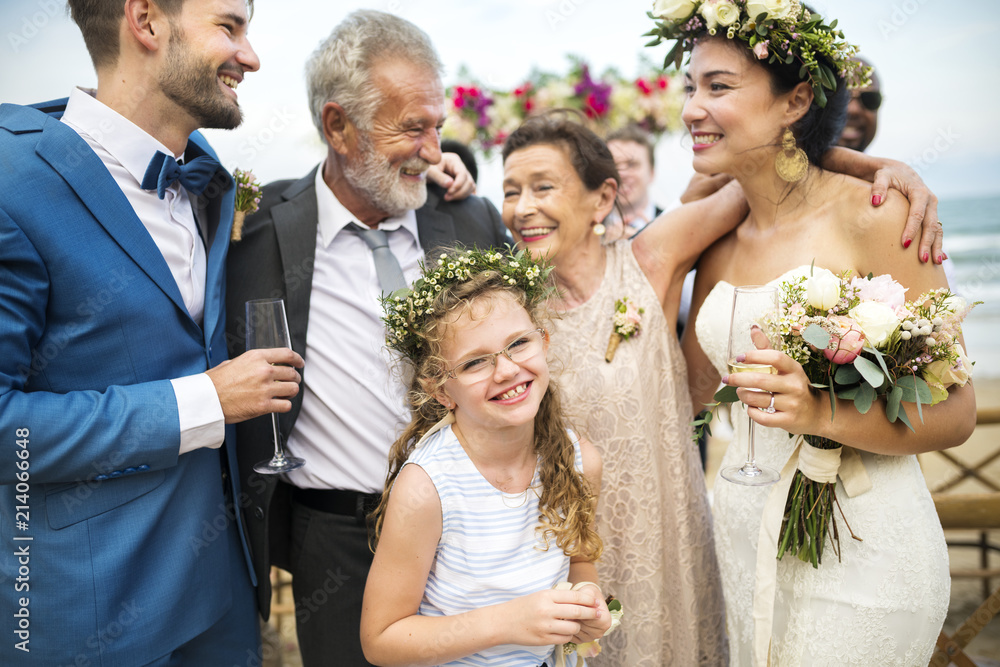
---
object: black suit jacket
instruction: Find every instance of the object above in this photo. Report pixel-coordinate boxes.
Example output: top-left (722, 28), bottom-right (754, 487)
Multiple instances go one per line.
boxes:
top-left (225, 167), bottom-right (510, 615)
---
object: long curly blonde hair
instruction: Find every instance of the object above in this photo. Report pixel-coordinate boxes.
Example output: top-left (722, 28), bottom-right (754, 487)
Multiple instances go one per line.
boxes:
top-left (371, 254), bottom-right (602, 562)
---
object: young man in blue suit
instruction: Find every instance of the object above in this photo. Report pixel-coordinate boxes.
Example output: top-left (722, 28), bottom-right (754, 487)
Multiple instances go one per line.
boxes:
top-left (0, 0), bottom-right (304, 664)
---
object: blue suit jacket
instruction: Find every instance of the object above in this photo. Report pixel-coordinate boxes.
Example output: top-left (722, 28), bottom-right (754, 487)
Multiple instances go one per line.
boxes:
top-left (0, 100), bottom-right (254, 665)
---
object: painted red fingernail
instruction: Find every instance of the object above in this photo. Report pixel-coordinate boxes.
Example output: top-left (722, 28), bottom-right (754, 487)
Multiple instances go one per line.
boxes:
top-left (872, 194), bottom-right (882, 206)
top-left (736, 353), bottom-right (746, 362)
top-left (936, 254), bottom-right (943, 263)
top-left (903, 238), bottom-right (912, 249)
top-left (922, 252), bottom-right (929, 263)
top-left (722, 375), bottom-right (730, 384)
top-left (943, 252), bottom-right (949, 260)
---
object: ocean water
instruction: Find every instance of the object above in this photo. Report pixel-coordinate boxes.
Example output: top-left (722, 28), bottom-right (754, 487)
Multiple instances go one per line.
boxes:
top-left (940, 194), bottom-right (1000, 378)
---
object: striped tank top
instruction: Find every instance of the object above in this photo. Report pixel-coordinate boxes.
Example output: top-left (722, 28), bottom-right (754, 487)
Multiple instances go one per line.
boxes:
top-left (404, 424), bottom-right (583, 667)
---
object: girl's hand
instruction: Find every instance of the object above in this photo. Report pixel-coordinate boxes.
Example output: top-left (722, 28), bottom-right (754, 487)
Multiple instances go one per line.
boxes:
top-left (722, 348), bottom-right (827, 437)
top-left (502, 588), bottom-right (604, 646)
top-left (568, 584), bottom-right (612, 644)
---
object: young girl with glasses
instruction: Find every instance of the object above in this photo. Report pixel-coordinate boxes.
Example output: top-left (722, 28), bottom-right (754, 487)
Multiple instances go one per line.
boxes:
top-left (361, 247), bottom-right (613, 667)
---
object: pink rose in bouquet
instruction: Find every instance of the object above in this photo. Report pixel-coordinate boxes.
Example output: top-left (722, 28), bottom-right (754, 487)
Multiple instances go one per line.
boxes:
top-left (850, 274), bottom-right (908, 310)
top-left (822, 315), bottom-right (866, 365)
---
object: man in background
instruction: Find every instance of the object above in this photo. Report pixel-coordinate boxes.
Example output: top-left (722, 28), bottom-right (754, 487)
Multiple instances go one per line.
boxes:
top-left (838, 58), bottom-right (881, 153)
top-left (605, 124), bottom-right (661, 240)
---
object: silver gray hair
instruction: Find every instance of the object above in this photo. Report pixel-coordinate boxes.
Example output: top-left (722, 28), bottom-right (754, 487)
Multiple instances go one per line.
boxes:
top-left (305, 10), bottom-right (444, 141)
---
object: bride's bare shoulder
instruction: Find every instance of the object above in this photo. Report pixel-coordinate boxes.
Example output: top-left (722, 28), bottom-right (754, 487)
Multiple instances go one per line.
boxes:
top-left (824, 174), bottom-right (908, 241)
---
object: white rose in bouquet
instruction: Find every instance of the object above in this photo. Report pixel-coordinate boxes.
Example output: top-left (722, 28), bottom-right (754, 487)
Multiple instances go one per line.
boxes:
top-left (848, 301), bottom-right (901, 348)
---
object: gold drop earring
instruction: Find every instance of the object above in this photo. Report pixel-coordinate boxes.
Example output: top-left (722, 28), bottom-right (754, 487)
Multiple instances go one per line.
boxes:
top-left (775, 127), bottom-right (808, 182)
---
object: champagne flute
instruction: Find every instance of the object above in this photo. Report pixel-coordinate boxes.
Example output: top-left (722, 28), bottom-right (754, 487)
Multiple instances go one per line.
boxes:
top-left (245, 298), bottom-right (306, 474)
top-left (721, 285), bottom-right (780, 486)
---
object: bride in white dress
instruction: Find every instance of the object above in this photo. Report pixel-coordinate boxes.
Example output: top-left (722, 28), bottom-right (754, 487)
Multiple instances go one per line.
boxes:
top-left (674, 12), bottom-right (978, 667)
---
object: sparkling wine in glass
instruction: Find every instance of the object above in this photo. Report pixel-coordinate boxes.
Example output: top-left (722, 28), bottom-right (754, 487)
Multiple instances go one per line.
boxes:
top-left (245, 298), bottom-right (306, 474)
top-left (721, 285), bottom-right (781, 486)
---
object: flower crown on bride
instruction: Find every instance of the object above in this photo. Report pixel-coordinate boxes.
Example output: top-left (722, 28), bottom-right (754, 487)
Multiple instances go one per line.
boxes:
top-left (645, 0), bottom-right (871, 107)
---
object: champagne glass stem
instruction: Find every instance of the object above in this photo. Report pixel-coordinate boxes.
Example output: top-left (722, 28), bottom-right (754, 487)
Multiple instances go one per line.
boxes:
top-left (746, 409), bottom-right (757, 473)
top-left (270, 414), bottom-right (285, 463)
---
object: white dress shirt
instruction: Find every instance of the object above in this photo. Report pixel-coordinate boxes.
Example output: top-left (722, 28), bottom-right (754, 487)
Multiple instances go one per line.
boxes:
top-left (283, 164), bottom-right (424, 492)
top-left (61, 87), bottom-right (224, 455)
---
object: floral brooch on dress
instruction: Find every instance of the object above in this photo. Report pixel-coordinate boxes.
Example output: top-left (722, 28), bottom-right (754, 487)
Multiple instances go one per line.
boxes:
top-left (605, 297), bottom-right (645, 362)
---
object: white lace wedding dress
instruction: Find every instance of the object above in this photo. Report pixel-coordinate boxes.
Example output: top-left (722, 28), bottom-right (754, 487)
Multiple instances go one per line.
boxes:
top-left (696, 266), bottom-right (950, 666)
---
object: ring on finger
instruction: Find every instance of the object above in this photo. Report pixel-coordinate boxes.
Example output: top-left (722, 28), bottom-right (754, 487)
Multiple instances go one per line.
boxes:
top-left (757, 392), bottom-right (776, 414)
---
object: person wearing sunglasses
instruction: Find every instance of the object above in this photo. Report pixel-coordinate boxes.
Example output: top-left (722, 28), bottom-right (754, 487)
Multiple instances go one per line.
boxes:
top-left (838, 57), bottom-right (883, 152)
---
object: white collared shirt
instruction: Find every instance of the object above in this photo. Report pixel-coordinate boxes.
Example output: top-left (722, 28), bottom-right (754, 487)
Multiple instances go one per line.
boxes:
top-left (61, 87), bottom-right (224, 454)
top-left (283, 164), bottom-right (424, 492)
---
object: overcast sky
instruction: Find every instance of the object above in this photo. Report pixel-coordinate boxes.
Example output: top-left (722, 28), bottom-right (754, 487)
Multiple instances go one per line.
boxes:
top-left (3, 0), bottom-right (998, 206)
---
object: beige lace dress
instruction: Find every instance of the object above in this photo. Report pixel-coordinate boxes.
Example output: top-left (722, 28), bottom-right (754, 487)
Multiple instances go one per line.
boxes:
top-left (549, 241), bottom-right (728, 667)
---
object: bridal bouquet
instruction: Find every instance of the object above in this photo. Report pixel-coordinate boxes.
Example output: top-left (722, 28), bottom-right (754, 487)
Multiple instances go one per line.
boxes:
top-left (776, 267), bottom-right (974, 565)
top-left (699, 265), bottom-right (976, 566)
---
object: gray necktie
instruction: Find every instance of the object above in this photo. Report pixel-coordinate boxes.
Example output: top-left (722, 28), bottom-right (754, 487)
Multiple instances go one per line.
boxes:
top-left (347, 223), bottom-right (407, 293)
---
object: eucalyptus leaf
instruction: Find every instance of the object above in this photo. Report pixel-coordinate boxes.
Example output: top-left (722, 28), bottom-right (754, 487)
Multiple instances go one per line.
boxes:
top-left (828, 380), bottom-right (837, 420)
top-left (895, 376), bottom-right (918, 403)
top-left (896, 403), bottom-right (915, 432)
top-left (837, 387), bottom-right (858, 400)
top-left (853, 356), bottom-right (886, 389)
top-left (803, 323), bottom-right (831, 350)
top-left (897, 375), bottom-right (932, 423)
top-left (886, 385), bottom-right (903, 422)
top-left (714, 385), bottom-right (739, 403)
top-left (854, 382), bottom-right (876, 414)
top-left (867, 346), bottom-right (891, 378)
top-left (835, 364), bottom-right (861, 385)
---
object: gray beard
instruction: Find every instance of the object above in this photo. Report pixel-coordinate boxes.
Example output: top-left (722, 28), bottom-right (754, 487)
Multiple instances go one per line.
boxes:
top-left (343, 134), bottom-right (429, 218)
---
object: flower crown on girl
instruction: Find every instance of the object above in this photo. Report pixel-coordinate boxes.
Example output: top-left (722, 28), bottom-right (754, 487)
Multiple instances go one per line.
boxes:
top-left (645, 0), bottom-right (871, 107)
top-left (380, 247), bottom-right (555, 362)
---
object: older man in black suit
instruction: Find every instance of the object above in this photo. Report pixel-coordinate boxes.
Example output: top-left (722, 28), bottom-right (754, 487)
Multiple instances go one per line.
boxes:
top-left (225, 10), bottom-right (508, 666)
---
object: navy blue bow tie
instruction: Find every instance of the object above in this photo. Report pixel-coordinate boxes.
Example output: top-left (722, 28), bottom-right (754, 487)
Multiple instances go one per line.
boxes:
top-left (141, 151), bottom-right (221, 199)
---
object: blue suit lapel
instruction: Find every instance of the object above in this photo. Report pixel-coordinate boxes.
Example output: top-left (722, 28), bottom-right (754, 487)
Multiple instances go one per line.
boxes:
top-left (34, 116), bottom-right (194, 321)
top-left (186, 135), bottom-right (235, 349)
